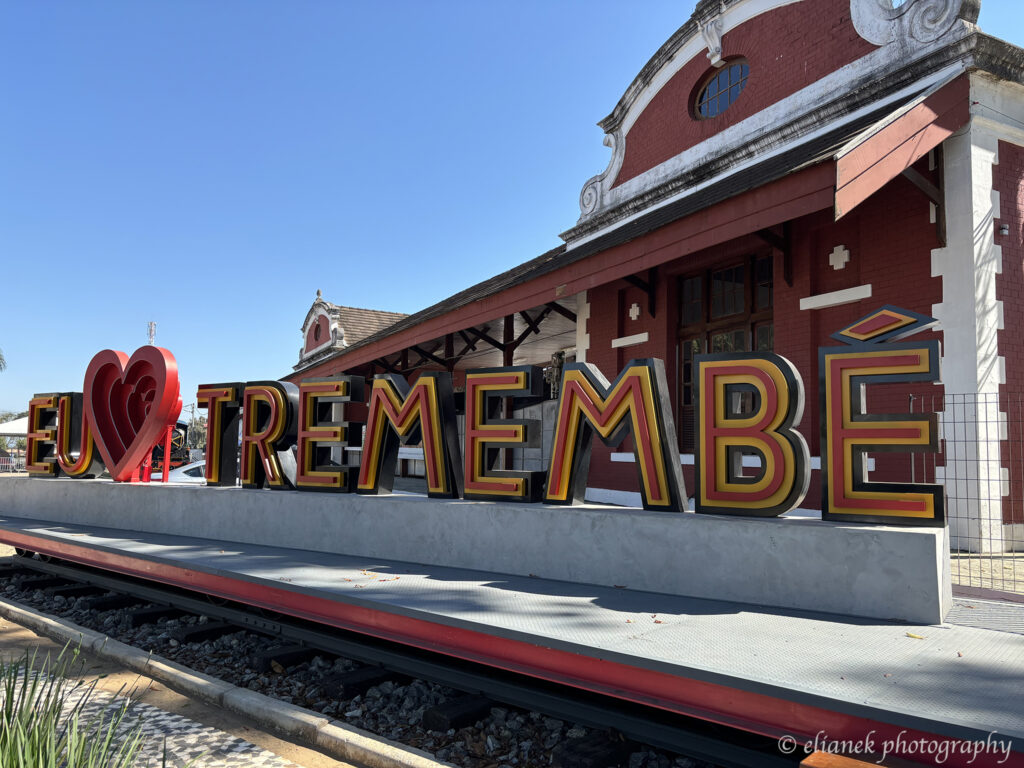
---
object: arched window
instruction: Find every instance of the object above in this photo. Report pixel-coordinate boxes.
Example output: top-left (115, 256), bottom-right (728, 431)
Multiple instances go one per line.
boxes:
top-left (695, 59), bottom-right (749, 119)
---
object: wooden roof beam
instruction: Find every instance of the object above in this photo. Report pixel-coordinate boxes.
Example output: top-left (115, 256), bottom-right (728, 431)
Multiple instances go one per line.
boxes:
top-left (545, 302), bottom-right (577, 323)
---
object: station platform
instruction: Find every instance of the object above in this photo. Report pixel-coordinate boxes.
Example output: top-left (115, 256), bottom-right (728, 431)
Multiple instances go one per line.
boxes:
top-left (0, 513), bottom-right (1021, 768)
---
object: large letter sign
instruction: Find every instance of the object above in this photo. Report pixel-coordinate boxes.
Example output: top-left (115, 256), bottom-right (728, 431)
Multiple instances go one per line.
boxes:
top-left (240, 381), bottom-right (299, 489)
top-left (197, 383), bottom-right (243, 487)
top-left (463, 366), bottom-right (545, 502)
top-left (694, 353), bottom-right (809, 516)
top-left (25, 308), bottom-right (947, 528)
top-left (55, 393), bottom-right (103, 478)
top-left (545, 360), bottom-right (686, 511)
top-left (357, 372), bottom-right (462, 499)
top-left (27, 393), bottom-right (104, 479)
top-left (25, 394), bottom-right (59, 477)
top-left (295, 376), bottom-right (364, 492)
top-left (819, 307), bottom-right (943, 526)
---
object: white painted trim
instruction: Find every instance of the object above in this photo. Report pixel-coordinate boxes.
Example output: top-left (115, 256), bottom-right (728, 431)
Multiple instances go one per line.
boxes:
top-left (970, 74), bottom-right (1024, 149)
top-left (611, 453), bottom-right (840, 472)
top-left (583, 486), bottom-right (643, 508)
top-left (300, 311), bottom-right (335, 358)
top-left (930, 83), bottom-right (1009, 553)
top-left (610, 332), bottom-right (649, 349)
top-left (613, 451), bottom-right (694, 464)
top-left (799, 284), bottom-right (872, 311)
top-left (346, 446), bottom-right (423, 460)
top-left (575, 291), bottom-right (590, 364)
top-left (1006, 524), bottom-right (1024, 553)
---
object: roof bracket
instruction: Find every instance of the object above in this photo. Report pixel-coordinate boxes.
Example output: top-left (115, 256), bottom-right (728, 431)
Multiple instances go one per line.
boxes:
top-left (410, 344), bottom-right (448, 368)
top-left (374, 357), bottom-right (400, 375)
top-left (901, 166), bottom-right (942, 206)
top-left (545, 302), bottom-right (577, 323)
top-left (757, 225), bottom-right (792, 287)
top-left (466, 326), bottom-right (507, 353)
top-left (755, 228), bottom-right (786, 252)
top-left (623, 267), bottom-right (657, 317)
top-left (902, 157), bottom-right (946, 247)
top-left (518, 309), bottom-right (545, 337)
top-left (511, 307), bottom-right (553, 351)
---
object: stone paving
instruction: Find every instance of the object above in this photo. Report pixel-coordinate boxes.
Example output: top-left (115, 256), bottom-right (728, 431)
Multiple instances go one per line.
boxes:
top-left (16, 675), bottom-right (303, 768)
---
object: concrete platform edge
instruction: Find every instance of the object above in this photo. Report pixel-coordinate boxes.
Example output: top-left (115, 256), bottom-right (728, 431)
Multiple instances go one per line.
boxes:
top-left (0, 596), bottom-right (452, 768)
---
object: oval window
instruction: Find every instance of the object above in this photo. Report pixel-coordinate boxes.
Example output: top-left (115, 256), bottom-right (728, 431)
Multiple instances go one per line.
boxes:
top-left (695, 59), bottom-right (749, 119)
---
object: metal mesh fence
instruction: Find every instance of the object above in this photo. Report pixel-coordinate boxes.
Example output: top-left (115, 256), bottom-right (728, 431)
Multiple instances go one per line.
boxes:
top-left (909, 392), bottom-right (1024, 598)
top-left (0, 457), bottom-right (25, 473)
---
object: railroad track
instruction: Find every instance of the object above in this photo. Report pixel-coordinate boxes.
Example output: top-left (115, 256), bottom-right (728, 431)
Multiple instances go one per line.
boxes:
top-left (1, 551), bottom-right (797, 768)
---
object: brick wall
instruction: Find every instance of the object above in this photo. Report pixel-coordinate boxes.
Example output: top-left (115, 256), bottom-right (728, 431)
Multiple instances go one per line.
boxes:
top-left (995, 139), bottom-right (1024, 524)
top-left (614, 0), bottom-right (875, 187)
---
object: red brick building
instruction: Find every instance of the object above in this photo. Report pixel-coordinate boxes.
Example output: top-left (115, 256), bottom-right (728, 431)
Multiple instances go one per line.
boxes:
top-left (286, 0), bottom-right (1024, 555)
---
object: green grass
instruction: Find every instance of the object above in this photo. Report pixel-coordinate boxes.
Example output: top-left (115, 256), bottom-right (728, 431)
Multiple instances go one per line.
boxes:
top-left (0, 644), bottom-right (147, 767)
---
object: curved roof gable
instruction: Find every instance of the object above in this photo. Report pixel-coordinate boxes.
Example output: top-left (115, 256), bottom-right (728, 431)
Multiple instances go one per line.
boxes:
top-left (565, 0), bottom-right (979, 245)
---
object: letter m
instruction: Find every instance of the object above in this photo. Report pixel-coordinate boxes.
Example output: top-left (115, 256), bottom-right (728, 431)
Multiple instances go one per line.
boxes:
top-left (545, 360), bottom-right (686, 511)
top-left (356, 372), bottom-right (463, 498)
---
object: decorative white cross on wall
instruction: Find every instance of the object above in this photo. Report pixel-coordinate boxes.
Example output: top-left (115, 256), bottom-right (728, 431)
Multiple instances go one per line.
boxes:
top-left (629, 302), bottom-right (641, 321)
top-left (829, 245), bottom-right (850, 270)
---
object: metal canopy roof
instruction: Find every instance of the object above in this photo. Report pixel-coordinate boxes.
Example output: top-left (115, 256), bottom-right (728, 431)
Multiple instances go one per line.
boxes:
top-left (0, 417), bottom-right (28, 437)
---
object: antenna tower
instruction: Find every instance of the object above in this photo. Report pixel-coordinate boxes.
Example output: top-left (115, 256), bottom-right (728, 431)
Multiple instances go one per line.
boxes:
top-left (147, 321), bottom-right (156, 346)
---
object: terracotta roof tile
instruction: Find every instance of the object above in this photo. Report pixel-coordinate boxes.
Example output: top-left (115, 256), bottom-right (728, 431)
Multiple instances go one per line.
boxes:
top-left (337, 306), bottom-right (408, 346)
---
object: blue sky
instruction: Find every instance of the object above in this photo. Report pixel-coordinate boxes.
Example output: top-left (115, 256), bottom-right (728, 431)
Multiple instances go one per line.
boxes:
top-left (1, 1), bottom-right (1021, 415)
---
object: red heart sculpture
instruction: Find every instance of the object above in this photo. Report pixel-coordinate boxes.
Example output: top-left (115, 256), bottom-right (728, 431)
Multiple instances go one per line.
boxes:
top-left (83, 346), bottom-right (182, 482)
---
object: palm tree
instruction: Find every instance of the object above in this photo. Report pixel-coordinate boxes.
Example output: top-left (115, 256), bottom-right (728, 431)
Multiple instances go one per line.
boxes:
top-left (0, 347), bottom-right (5, 372)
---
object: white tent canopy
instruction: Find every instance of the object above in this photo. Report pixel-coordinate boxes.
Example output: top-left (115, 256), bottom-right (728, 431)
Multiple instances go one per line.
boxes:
top-left (0, 416), bottom-right (28, 437)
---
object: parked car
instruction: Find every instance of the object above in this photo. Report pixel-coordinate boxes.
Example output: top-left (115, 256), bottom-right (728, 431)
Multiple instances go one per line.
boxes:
top-left (150, 460), bottom-right (206, 484)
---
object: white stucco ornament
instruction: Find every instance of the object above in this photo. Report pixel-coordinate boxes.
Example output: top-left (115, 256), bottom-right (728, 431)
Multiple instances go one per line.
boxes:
top-left (851, 0), bottom-right (965, 45)
top-left (579, 133), bottom-right (620, 217)
top-left (829, 245), bottom-right (851, 270)
top-left (700, 16), bottom-right (725, 67)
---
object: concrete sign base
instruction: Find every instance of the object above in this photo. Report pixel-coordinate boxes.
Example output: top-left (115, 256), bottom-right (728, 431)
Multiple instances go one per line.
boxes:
top-left (0, 477), bottom-right (950, 624)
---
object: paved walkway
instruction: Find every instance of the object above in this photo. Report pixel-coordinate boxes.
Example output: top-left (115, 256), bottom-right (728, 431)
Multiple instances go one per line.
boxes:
top-left (53, 685), bottom-right (303, 767)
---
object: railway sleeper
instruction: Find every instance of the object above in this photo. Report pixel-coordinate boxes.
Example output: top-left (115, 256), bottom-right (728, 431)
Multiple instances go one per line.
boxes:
top-left (45, 583), bottom-right (107, 598)
top-left (321, 665), bottom-right (409, 698)
top-left (171, 620), bottom-right (240, 644)
top-left (83, 594), bottom-right (147, 612)
top-left (422, 694), bottom-right (494, 732)
top-left (127, 605), bottom-right (190, 628)
top-left (16, 575), bottom-right (74, 590)
top-left (550, 732), bottom-right (634, 768)
top-left (251, 644), bottom-right (329, 674)
top-left (0, 564), bottom-right (41, 578)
